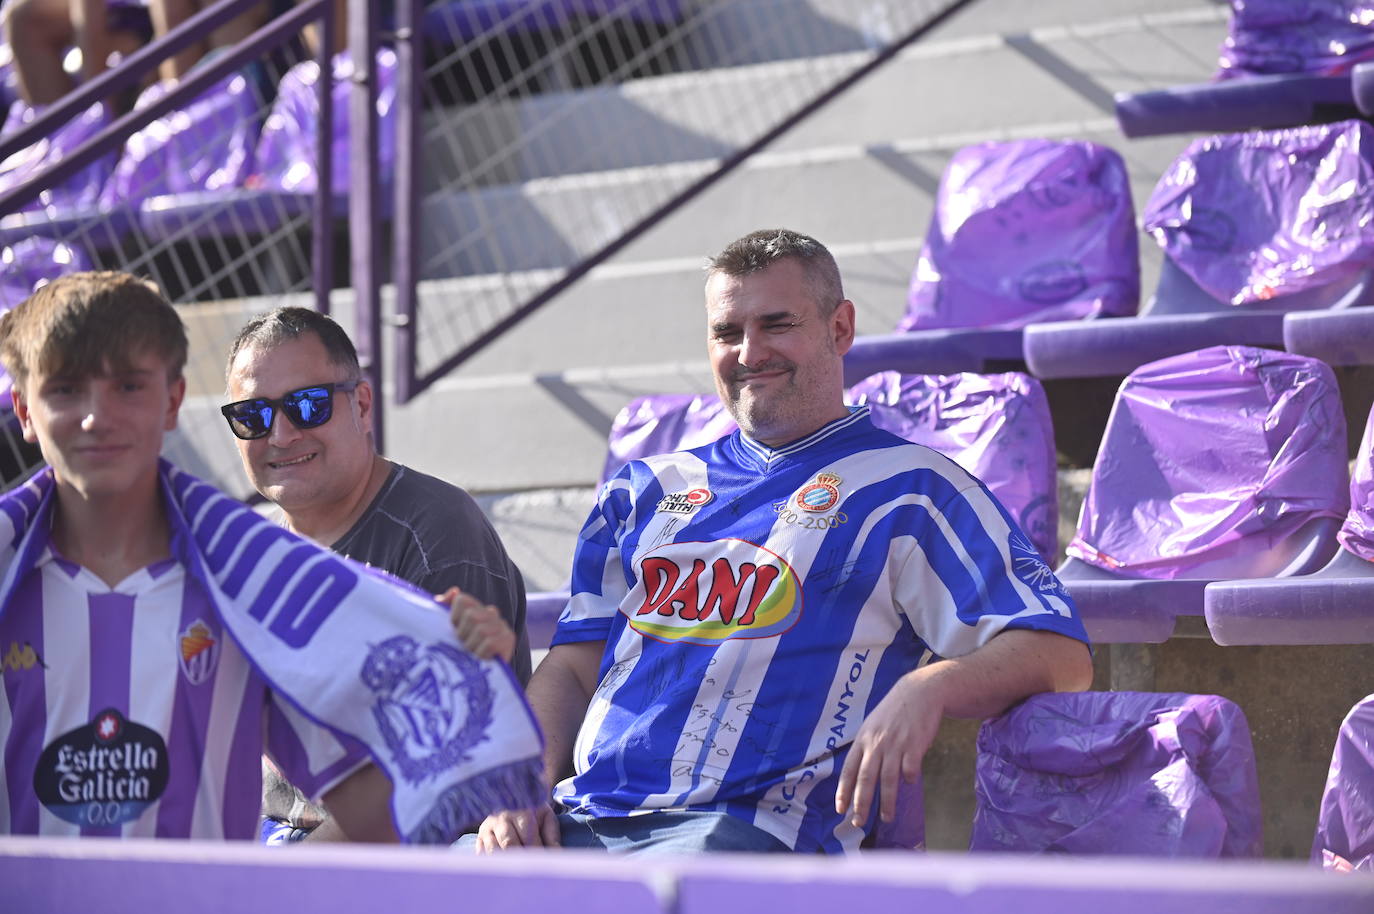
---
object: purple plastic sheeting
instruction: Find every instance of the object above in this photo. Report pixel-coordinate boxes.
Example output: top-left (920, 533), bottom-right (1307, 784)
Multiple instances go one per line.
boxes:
top-left (848, 371), bottom-right (1058, 560)
top-left (601, 393), bottom-right (736, 484)
top-left (1218, 0), bottom-right (1374, 80)
top-left (1340, 404), bottom-right (1374, 563)
top-left (1143, 121), bottom-right (1374, 308)
top-left (971, 691), bottom-right (1263, 857)
top-left (898, 139), bottom-right (1138, 332)
top-left (254, 49), bottom-right (396, 196)
top-left (1313, 694), bottom-right (1374, 872)
top-left (101, 72), bottom-right (258, 208)
top-left (428, 0), bottom-right (684, 38)
top-left (1067, 346), bottom-right (1349, 579)
top-left (0, 100), bottom-right (112, 214)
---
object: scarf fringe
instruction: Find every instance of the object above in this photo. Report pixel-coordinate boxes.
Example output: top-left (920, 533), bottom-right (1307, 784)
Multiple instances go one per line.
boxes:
top-left (407, 758), bottom-right (547, 844)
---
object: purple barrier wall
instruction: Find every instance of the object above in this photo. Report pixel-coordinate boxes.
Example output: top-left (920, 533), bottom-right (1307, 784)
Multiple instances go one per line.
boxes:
top-left (898, 138), bottom-right (1138, 331)
top-left (5, 837), bottom-right (1374, 914)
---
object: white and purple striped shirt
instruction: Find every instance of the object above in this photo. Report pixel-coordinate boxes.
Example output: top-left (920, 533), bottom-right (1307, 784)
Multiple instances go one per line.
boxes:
top-left (0, 539), bottom-right (366, 839)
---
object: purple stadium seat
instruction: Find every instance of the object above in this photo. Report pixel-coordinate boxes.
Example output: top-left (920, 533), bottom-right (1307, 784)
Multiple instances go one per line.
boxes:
top-left (1312, 694), bottom-right (1374, 872)
top-left (1025, 121), bottom-right (1374, 380)
top-left (141, 49), bottom-right (396, 243)
top-left (1357, 59), bottom-right (1374, 115)
top-left (970, 691), bottom-right (1262, 857)
top-left (864, 140), bottom-right (1136, 378)
top-left (600, 393), bottom-right (735, 484)
top-left (255, 48), bottom-right (396, 198)
top-left (1204, 402), bottom-right (1374, 645)
top-left (108, 72), bottom-right (259, 212)
top-left (1115, 0), bottom-right (1374, 138)
top-left (848, 371), bottom-right (1058, 560)
top-left (0, 99), bottom-right (122, 248)
top-left (1060, 345), bottom-right (1348, 643)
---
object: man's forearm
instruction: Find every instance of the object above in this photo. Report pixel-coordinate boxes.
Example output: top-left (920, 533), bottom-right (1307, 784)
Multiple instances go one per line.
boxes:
top-left (913, 629), bottom-right (1092, 720)
top-left (524, 641), bottom-right (603, 785)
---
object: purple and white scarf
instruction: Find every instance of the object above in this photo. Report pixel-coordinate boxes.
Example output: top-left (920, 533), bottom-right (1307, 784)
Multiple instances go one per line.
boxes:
top-left (0, 460), bottom-right (545, 843)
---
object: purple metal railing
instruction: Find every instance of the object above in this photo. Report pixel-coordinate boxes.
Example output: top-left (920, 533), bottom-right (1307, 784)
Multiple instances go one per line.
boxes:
top-left (0, 0), bottom-right (383, 439)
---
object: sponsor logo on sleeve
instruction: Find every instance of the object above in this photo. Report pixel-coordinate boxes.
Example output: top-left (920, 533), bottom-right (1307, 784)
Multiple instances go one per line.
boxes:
top-left (177, 619), bottom-right (220, 686)
top-left (34, 709), bottom-right (169, 828)
top-left (656, 488), bottom-right (714, 515)
top-left (361, 636), bottom-right (494, 785)
top-left (1009, 531), bottom-right (1069, 600)
top-left (625, 539), bottom-right (803, 645)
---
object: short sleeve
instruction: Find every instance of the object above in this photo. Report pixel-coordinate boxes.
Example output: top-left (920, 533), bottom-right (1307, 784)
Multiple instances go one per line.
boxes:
top-left (264, 691), bottom-right (371, 803)
top-left (894, 480), bottom-right (1089, 659)
top-left (552, 472), bottom-right (635, 646)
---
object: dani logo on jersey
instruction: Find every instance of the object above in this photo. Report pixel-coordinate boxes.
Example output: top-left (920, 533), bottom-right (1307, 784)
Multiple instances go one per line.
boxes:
top-left (626, 538), bottom-right (802, 645)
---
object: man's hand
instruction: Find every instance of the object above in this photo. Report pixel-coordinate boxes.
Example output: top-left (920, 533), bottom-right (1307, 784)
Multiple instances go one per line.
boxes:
top-left (439, 587), bottom-right (516, 663)
top-left (833, 673), bottom-right (943, 828)
top-left (475, 804), bottom-right (562, 852)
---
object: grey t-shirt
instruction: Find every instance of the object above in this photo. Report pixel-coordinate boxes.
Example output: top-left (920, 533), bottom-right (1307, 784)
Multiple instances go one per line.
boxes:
top-left (332, 462), bottom-right (532, 684)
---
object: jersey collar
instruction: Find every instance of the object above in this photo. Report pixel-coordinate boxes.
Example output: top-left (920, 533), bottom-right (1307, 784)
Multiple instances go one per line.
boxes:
top-left (734, 405), bottom-right (871, 469)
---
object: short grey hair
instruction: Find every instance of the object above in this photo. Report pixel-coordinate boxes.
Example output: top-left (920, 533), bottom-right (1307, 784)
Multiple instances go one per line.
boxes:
top-left (226, 307), bottom-right (361, 384)
top-left (707, 228), bottom-right (844, 314)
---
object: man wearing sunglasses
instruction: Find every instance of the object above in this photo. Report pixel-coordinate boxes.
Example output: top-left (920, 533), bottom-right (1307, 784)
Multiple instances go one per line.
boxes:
top-left (223, 306), bottom-right (531, 840)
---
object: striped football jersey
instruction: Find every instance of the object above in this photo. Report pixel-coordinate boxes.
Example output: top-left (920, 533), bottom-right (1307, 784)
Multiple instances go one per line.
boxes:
top-left (0, 542), bottom-right (366, 839)
top-left (552, 407), bottom-right (1088, 852)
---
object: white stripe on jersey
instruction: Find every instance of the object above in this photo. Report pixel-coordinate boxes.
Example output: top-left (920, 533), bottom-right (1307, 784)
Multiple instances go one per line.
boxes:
top-left (36, 566), bottom-right (93, 837)
top-left (190, 636), bottom-right (254, 838)
top-left (124, 567), bottom-right (182, 839)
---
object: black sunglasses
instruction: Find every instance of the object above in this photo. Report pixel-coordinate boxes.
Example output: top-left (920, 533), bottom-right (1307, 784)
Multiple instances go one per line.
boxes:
top-left (220, 380), bottom-right (361, 441)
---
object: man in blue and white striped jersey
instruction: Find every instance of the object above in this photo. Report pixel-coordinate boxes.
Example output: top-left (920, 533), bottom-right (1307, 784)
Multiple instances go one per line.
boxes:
top-left (472, 228), bottom-right (1094, 854)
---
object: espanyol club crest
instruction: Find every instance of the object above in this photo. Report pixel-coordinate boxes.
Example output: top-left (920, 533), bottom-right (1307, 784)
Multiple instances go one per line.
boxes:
top-left (361, 636), bottom-right (494, 785)
top-left (177, 619), bottom-right (220, 686)
top-left (796, 473), bottom-right (842, 513)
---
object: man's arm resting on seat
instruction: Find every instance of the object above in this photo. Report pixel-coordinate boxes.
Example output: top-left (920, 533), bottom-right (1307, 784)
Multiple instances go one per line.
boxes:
top-left (475, 639), bottom-right (605, 851)
top-left (835, 629), bottom-right (1092, 827)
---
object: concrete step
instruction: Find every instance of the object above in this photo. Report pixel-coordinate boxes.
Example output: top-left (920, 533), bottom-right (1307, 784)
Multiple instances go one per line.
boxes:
top-left (419, 118), bottom-right (1188, 278)
top-left (422, 4), bottom-right (1224, 190)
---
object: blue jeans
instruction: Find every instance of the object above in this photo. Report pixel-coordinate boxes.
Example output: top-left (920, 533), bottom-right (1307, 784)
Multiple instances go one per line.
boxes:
top-left (455, 809), bottom-right (789, 856)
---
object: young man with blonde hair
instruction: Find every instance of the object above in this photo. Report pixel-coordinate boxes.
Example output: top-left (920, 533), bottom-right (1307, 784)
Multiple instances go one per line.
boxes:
top-left (0, 272), bottom-right (540, 841)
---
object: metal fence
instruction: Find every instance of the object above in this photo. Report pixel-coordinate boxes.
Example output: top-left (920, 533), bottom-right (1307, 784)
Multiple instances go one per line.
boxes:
top-left (0, 0), bottom-right (973, 496)
top-left (394, 0), bottom-right (973, 403)
top-left (0, 0), bottom-right (349, 496)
